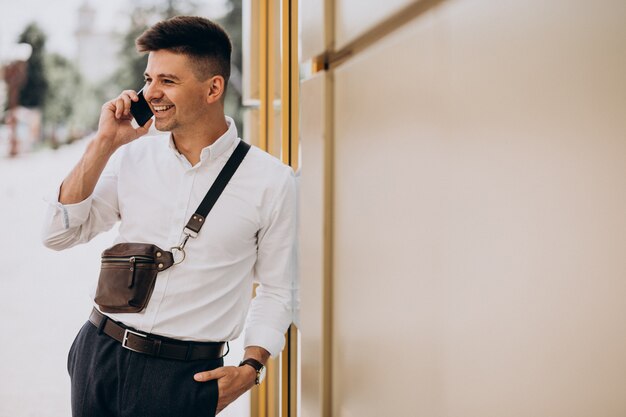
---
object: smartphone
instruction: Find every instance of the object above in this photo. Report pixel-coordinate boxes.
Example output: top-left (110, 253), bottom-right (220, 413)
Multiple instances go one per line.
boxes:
top-left (130, 88), bottom-right (153, 127)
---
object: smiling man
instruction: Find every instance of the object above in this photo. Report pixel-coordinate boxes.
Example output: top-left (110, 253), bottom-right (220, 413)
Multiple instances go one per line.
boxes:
top-left (42, 16), bottom-right (296, 417)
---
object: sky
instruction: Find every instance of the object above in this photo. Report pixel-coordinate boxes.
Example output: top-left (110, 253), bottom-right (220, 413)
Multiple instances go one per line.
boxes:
top-left (0, 0), bottom-right (230, 61)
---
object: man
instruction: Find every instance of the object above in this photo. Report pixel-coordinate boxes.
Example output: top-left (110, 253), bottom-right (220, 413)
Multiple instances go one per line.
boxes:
top-left (42, 16), bottom-right (296, 417)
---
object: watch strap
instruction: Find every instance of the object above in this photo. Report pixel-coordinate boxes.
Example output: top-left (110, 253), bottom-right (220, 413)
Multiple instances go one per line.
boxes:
top-left (239, 358), bottom-right (264, 385)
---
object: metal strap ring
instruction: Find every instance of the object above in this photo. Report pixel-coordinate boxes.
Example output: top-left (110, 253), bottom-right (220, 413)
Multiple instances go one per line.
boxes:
top-left (170, 246), bottom-right (186, 265)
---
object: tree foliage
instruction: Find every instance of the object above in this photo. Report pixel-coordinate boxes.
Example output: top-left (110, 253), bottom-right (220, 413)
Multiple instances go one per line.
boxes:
top-left (43, 53), bottom-right (81, 126)
top-left (42, 53), bottom-right (102, 144)
top-left (17, 23), bottom-right (48, 108)
top-left (217, 0), bottom-right (243, 132)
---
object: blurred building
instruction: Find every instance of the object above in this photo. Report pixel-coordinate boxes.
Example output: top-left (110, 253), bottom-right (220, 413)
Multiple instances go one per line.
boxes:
top-left (74, 1), bottom-right (118, 84)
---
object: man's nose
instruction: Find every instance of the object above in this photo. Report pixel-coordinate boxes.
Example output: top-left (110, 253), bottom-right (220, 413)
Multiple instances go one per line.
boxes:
top-left (142, 83), bottom-right (161, 102)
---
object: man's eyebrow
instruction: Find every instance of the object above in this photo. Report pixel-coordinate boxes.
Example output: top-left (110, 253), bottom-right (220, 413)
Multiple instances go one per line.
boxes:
top-left (143, 73), bottom-right (181, 81)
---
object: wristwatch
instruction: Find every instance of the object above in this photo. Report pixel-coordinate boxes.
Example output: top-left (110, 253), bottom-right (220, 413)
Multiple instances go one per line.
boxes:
top-left (239, 358), bottom-right (266, 385)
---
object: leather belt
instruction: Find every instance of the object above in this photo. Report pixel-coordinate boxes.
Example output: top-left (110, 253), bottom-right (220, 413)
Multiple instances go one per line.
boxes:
top-left (88, 308), bottom-right (227, 361)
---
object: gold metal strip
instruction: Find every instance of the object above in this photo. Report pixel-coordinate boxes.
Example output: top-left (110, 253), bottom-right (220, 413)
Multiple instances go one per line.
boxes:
top-left (289, 325), bottom-right (299, 416)
top-left (323, 70), bottom-right (334, 417)
top-left (280, 5), bottom-right (292, 414)
top-left (281, 0), bottom-right (291, 165)
top-left (321, 0), bottom-right (447, 70)
top-left (266, 356), bottom-right (279, 417)
top-left (289, 0), bottom-right (299, 171)
top-left (258, 0), bottom-right (269, 152)
top-left (324, 2), bottom-right (335, 413)
top-left (280, 0), bottom-right (300, 414)
top-left (281, 340), bottom-right (289, 415)
top-left (266, 0), bottom-right (280, 415)
top-left (253, 2), bottom-right (269, 414)
top-left (266, 0), bottom-right (277, 158)
top-left (288, 2), bottom-right (300, 413)
top-left (280, 0), bottom-right (299, 168)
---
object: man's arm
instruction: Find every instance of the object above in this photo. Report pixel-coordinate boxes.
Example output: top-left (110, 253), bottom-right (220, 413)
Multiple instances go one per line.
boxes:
top-left (42, 91), bottom-right (153, 250)
top-left (193, 169), bottom-right (297, 413)
top-left (60, 91), bottom-right (153, 204)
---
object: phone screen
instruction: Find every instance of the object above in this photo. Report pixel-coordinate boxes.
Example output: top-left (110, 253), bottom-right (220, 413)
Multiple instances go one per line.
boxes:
top-left (130, 88), bottom-right (154, 127)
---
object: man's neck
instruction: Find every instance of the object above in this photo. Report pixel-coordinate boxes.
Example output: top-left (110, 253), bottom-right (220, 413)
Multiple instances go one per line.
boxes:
top-left (171, 116), bottom-right (229, 166)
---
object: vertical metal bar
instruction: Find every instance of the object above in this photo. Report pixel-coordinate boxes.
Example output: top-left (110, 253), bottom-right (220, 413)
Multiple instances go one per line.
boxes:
top-left (288, 325), bottom-right (299, 416)
top-left (258, 0), bottom-right (269, 152)
top-left (281, 0), bottom-right (300, 416)
top-left (280, 0), bottom-right (290, 166)
top-left (323, 1), bottom-right (335, 413)
top-left (254, 2), bottom-right (269, 413)
top-left (289, 0), bottom-right (299, 171)
top-left (264, 0), bottom-right (280, 415)
top-left (266, 0), bottom-right (277, 157)
top-left (266, 356), bottom-right (280, 417)
top-left (323, 68), bottom-right (334, 417)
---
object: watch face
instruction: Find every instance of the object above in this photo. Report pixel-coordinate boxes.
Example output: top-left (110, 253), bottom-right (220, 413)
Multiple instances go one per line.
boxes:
top-left (258, 365), bottom-right (267, 384)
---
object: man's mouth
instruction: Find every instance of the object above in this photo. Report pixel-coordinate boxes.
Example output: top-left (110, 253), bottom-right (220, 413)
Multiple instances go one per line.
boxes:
top-left (153, 104), bottom-right (174, 113)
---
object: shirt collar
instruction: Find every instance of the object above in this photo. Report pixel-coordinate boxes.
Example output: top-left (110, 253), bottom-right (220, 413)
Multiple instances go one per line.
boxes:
top-left (167, 116), bottom-right (239, 166)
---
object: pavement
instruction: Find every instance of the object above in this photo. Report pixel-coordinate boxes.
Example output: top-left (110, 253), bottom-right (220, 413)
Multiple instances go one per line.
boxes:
top-left (0, 140), bottom-right (248, 416)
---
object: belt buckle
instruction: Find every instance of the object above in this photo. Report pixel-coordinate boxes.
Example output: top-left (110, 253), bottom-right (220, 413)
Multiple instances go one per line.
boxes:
top-left (122, 328), bottom-right (148, 353)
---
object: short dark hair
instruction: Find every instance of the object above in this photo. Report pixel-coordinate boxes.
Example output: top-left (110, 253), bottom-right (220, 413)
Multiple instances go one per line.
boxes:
top-left (136, 16), bottom-right (232, 83)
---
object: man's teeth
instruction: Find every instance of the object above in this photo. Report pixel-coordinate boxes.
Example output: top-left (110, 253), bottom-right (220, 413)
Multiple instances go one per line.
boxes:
top-left (153, 105), bottom-right (174, 112)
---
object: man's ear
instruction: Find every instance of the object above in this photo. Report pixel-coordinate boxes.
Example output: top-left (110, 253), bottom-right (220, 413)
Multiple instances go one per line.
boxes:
top-left (206, 75), bottom-right (226, 104)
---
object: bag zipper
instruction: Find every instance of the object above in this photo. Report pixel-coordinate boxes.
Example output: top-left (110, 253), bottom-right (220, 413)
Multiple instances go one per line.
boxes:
top-left (101, 255), bottom-right (155, 288)
top-left (102, 255), bottom-right (154, 267)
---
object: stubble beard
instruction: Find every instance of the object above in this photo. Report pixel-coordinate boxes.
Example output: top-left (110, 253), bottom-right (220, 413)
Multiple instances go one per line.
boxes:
top-left (155, 117), bottom-right (178, 132)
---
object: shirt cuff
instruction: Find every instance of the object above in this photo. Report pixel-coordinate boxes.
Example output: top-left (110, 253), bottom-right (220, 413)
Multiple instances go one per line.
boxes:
top-left (243, 326), bottom-right (286, 357)
top-left (43, 185), bottom-right (94, 230)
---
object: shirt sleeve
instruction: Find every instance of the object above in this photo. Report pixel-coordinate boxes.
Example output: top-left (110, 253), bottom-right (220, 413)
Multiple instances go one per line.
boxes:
top-left (41, 149), bottom-right (122, 250)
top-left (243, 167), bottom-right (297, 357)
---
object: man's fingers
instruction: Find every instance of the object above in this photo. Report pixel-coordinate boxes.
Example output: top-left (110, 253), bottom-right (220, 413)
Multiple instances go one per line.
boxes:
top-left (114, 91), bottom-right (137, 118)
top-left (122, 90), bottom-right (139, 102)
top-left (194, 367), bottom-right (227, 382)
top-left (114, 97), bottom-right (123, 118)
top-left (135, 118), bottom-right (154, 136)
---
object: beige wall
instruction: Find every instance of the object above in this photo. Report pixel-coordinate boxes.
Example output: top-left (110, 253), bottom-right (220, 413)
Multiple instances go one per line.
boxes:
top-left (300, 0), bottom-right (626, 416)
top-left (300, 72), bottom-right (330, 417)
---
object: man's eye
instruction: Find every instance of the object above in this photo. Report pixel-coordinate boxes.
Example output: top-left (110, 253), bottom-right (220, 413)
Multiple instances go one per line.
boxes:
top-left (144, 79), bottom-right (151, 84)
top-left (163, 79), bottom-right (173, 84)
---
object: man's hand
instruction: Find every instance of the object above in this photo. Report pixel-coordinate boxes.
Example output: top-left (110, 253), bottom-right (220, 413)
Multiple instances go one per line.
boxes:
top-left (95, 90), bottom-right (153, 156)
top-left (194, 346), bottom-right (269, 414)
top-left (58, 90), bottom-right (154, 205)
top-left (194, 365), bottom-right (257, 414)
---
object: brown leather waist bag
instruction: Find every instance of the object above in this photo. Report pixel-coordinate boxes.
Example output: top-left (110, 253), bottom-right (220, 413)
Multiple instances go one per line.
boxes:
top-left (93, 140), bottom-right (250, 314)
top-left (94, 243), bottom-right (174, 313)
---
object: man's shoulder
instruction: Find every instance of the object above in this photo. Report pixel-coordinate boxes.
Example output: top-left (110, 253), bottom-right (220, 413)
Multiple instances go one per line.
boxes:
top-left (245, 144), bottom-right (294, 178)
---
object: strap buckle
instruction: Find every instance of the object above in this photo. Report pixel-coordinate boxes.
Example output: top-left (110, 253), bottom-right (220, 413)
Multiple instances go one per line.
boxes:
top-left (122, 328), bottom-right (148, 353)
top-left (183, 227), bottom-right (199, 240)
top-left (170, 229), bottom-right (197, 265)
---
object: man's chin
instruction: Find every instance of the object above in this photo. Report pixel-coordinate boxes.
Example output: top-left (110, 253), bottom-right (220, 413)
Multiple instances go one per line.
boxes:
top-left (154, 120), bottom-right (175, 132)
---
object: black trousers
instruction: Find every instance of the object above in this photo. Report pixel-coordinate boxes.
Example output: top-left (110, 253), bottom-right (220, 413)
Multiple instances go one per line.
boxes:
top-left (68, 321), bottom-right (221, 417)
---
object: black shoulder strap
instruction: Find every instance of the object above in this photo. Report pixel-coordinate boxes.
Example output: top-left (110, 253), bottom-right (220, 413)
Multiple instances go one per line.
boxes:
top-left (184, 140), bottom-right (251, 234)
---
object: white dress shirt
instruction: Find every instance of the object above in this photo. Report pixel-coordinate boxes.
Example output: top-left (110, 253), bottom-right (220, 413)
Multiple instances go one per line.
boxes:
top-left (42, 117), bottom-right (296, 356)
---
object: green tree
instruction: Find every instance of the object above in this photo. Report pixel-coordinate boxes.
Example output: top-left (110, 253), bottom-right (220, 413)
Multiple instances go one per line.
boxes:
top-left (17, 23), bottom-right (48, 108)
top-left (42, 53), bottom-right (84, 146)
top-left (217, 0), bottom-right (243, 133)
top-left (110, 9), bottom-right (151, 92)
